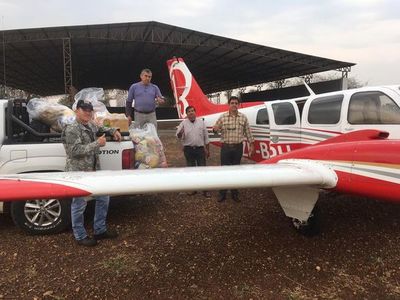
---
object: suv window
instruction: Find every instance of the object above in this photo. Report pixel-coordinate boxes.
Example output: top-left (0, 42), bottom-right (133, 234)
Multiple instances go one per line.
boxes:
top-left (272, 102), bottom-right (296, 125)
top-left (348, 91), bottom-right (400, 124)
top-left (308, 95), bottom-right (343, 124)
top-left (256, 108), bottom-right (269, 125)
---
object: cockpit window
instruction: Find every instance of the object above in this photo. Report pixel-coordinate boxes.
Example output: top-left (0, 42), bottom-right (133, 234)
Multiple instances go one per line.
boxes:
top-left (256, 108), bottom-right (269, 125)
top-left (272, 102), bottom-right (296, 125)
top-left (308, 95), bottom-right (343, 124)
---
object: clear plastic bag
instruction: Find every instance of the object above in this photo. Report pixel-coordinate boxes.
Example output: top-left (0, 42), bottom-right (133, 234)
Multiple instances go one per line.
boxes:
top-left (72, 87), bottom-right (108, 115)
top-left (129, 123), bottom-right (168, 169)
top-left (72, 87), bottom-right (126, 129)
top-left (27, 98), bottom-right (75, 132)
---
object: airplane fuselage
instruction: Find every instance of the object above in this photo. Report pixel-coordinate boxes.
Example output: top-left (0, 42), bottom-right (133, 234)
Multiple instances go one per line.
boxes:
top-left (198, 86), bottom-right (400, 162)
top-left (167, 57), bottom-right (400, 163)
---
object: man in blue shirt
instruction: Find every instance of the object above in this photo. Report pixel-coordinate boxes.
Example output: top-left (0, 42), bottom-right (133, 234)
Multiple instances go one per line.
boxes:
top-left (125, 68), bottom-right (165, 129)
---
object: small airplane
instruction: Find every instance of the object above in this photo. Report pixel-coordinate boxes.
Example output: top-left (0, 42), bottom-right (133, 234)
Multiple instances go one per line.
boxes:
top-left (165, 57), bottom-right (400, 232)
top-left (167, 57), bottom-right (400, 161)
top-left (1, 58), bottom-right (400, 235)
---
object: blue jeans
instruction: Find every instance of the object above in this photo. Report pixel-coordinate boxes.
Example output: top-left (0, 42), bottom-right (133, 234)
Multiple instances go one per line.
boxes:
top-left (71, 195), bottom-right (110, 240)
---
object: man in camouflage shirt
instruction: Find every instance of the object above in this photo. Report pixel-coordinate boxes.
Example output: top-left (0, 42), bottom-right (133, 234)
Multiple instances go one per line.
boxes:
top-left (62, 100), bottom-right (122, 247)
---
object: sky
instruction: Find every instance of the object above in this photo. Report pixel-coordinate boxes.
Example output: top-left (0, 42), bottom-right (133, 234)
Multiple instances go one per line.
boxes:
top-left (1, 0), bottom-right (399, 86)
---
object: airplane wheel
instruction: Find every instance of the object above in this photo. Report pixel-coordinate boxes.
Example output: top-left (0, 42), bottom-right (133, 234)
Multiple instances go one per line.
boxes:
top-left (11, 198), bottom-right (71, 235)
top-left (291, 207), bottom-right (319, 236)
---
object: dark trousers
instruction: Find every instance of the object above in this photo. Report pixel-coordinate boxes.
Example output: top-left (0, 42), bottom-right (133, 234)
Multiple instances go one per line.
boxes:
top-left (220, 143), bottom-right (243, 197)
top-left (183, 146), bottom-right (206, 167)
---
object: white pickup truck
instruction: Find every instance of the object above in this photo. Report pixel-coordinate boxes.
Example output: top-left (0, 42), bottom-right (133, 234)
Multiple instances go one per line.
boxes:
top-left (0, 99), bottom-right (135, 234)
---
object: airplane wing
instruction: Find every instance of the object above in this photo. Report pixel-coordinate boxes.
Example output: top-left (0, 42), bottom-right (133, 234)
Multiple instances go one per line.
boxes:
top-left (0, 160), bottom-right (337, 211)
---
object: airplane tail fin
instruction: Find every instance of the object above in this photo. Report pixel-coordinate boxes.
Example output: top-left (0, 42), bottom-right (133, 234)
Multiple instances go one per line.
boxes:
top-left (167, 57), bottom-right (224, 118)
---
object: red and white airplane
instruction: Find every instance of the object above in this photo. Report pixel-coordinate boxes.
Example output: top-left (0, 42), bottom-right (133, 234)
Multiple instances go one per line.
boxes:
top-left (0, 57), bottom-right (400, 234)
top-left (167, 57), bottom-right (400, 161)
top-left (166, 57), bottom-right (400, 232)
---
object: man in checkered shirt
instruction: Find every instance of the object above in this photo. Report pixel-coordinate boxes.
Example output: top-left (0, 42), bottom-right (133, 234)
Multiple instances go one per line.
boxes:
top-left (212, 96), bottom-right (254, 202)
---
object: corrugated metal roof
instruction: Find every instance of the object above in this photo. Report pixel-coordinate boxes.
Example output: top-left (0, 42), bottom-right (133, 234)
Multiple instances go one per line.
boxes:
top-left (0, 21), bottom-right (355, 96)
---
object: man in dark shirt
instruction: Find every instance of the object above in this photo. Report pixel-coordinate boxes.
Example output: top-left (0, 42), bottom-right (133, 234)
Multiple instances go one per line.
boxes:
top-left (125, 68), bottom-right (165, 129)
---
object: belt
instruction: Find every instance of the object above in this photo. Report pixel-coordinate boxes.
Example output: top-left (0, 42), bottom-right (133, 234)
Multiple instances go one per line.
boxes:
top-left (184, 146), bottom-right (204, 149)
top-left (135, 110), bottom-right (155, 114)
top-left (222, 142), bottom-right (242, 148)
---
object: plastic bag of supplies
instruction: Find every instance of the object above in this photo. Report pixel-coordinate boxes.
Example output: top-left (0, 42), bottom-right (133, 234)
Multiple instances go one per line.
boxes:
top-left (72, 87), bottom-right (108, 115)
top-left (129, 123), bottom-right (167, 169)
top-left (27, 98), bottom-right (75, 132)
top-left (73, 87), bottom-right (129, 131)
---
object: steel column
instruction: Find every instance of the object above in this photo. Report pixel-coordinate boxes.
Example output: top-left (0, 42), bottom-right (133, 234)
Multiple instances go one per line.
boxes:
top-left (63, 38), bottom-right (73, 94)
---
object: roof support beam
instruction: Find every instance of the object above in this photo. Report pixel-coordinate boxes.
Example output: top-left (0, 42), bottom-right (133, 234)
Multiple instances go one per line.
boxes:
top-left (63, 38), bottom-right (73, 94)
top-left (337, 66), bottom-right (351, 78)
top-left (1, 30), bottom-right (6, 98)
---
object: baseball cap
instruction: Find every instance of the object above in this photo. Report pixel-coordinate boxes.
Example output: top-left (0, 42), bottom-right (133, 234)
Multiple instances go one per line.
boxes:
top-left (76, 100), bottom-right (94, 111)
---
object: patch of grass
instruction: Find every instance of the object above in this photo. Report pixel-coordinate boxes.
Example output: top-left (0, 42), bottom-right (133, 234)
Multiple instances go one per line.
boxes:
top-left (282, 286), bottom-right (311, 300)
top-left (97, 254), bottom-right (140, 274)
top-left (232, 283), bottom-right (262, 298)
top-left (26, 265), bottom-right (38, 279)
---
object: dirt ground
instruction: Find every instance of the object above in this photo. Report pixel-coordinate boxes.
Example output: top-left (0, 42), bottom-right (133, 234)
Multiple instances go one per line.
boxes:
top-left (0, 131), bottom-right (400, 299)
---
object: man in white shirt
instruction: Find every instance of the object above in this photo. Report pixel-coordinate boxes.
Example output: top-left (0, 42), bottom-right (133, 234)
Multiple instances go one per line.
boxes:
top-left (176, 106), bottom-right (211, 198)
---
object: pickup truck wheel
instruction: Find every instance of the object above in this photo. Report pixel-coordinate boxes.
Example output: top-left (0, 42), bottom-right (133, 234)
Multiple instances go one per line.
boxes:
top-left (291, 207), bottom-right (319, 236)
top-left (11, 199), bottom-right (71, 235)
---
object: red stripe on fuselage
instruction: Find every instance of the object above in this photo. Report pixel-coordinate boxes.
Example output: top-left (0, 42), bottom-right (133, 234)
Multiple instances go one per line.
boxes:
top-left (0, 179), bottom-right (91, 201)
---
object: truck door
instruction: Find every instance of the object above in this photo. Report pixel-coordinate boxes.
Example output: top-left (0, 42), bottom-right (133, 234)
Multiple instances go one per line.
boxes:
top-left (266, 100), bottom-right (301, 158)
top-left (345, 88), bottom-right (400, 138)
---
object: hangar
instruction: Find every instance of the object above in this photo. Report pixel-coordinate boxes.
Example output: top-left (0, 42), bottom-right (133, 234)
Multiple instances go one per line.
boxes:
top-left (0, 21), bottom-right (355, 97)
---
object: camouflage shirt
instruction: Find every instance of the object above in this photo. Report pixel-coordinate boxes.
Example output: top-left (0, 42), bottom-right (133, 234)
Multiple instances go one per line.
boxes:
top-left (62, 120), bottom-right (116, 172)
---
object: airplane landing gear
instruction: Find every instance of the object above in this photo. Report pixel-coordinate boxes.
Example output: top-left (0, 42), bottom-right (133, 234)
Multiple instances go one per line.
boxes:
top-left (291, 207), bottom-right (319, 236)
